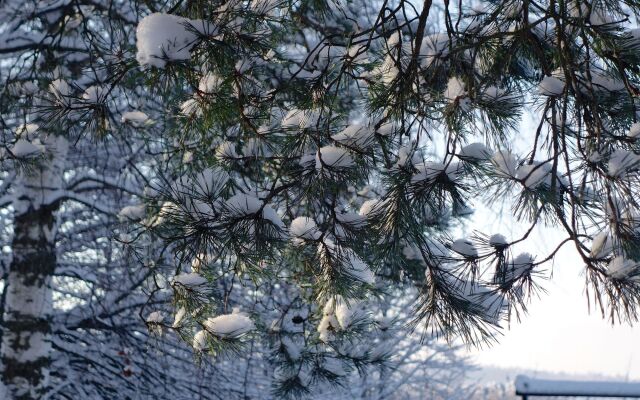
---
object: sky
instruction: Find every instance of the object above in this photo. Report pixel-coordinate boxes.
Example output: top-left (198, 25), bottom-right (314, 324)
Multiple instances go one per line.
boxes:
top-left (466, 202), bottom-right (640, 381)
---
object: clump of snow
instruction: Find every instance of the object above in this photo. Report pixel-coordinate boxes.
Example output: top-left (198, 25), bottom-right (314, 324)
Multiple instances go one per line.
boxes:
top-left (459, 142), bottom-right (492, 160)
top-left (225, 193), bottom-right (262, 217)
top-left (15, 123), bottom-right (39, 138)
top-left (489, 234), bottom-right (508, 249)
top-left (607, 149), bottom-right (640, 178)
top-left (118, 205), bottom-right (146, 221)
top-left (577, 71), bottom-right (625, 94)
top-left (491, 150), bottom-right (517, 178)
top-left (335, 210), bottom-right (366, 228)
top-left (11, 139), bottom-right (45, 158)
top-left (506, 253), bottom-right (535, 280)
top-left (290, 217), bottom-right (321, 240)
top-left (359, 199), bottom-right (382, 217)
top-left (172, 272), bottom-right (208, 288)
top-left (215, 141), bottom-right (239, 159)
top-left (331, 124), bottom-right (374, 149)
top-left (281, 109), bottom-right (320, 130)
top-left (315, 146), bottom-right (354, 170)
top-left (590, 232), bottom-right (613, 259)
top-left (538, 75), bottom-right (565, 96)
top-left (180, 98), bottom-right (200, 116)
top-left (516, 162), bottom-right (552, 189)
top-left (376, 121), bottom-right (394, 136)
top-left (482, 86), bottom-right (507, 100)
top-left (607, 256), bottom-right (639, 280)
top-left (444, 77), bottom-right (466, 103)
top-left (146, 311), bottom-right (164, 323)
top-left (82, 85), bottom-right (107, 103)
top-left (629, 122), bottom-right (640, 138)
top-left (173, 307), bottom-right (187, 328)
top-left (49, 78), bottom-right (71, 104)
top-left (262, 205), bottom-right (286, 230)
top-left (136, 13), bottom-right (215, 68)
top-left (334, 298), bottom-right (365, 329)
top-left (224, 193), bottom-right (285, 229)
top-left (121, 111), bottom-right (150, 126)
top-left (451, 239), bottom-right (478, 258)
top-left (198, 72), bottom-right (222, 93)
top-left (203, 309), bottom-right (255, 338)
top-left (318, 296), bottom-right (365, 342)
top-left (193, 330), bottom-right (208, 350)
top-left (419, 33), bottom-right (450, 68)
top-left (346, 254), bottom-right (375, 284)
top-left (412, 161), bottom-right (461, 184)
top-left (281, 336), bottom-right (302, 360)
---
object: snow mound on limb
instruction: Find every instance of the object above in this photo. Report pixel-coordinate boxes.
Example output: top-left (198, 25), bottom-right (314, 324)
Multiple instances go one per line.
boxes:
top-left (204, 309), bottom-right (255, 338)
top-left (136, 13), bottom-right (216, 68)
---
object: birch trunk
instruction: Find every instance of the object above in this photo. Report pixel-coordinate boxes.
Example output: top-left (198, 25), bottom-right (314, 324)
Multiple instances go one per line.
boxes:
top-left (1, 135), bottom-right (67, 399)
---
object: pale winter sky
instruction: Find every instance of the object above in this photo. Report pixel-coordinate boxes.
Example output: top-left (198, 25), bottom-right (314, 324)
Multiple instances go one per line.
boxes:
top-left (466, 201), bottom-right (640, 380)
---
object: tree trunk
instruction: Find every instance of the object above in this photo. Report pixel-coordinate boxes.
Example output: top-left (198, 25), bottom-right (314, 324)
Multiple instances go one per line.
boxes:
top-left (1, 135), bottom-right (67, 399)
top-left (1, 203), bottom-right (56, 399)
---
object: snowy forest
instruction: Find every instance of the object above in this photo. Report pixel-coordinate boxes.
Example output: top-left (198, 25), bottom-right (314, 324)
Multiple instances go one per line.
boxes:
top-left (2, 0), bottom-right (640, 398)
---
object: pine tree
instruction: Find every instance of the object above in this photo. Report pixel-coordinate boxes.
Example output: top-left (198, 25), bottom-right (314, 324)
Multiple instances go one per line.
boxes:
top-left (127, 1), bottom-right (640, 396)
top-left (0, 2), bottom-right (228, 399)
top-left (5, 0), bottom-right (640, 398)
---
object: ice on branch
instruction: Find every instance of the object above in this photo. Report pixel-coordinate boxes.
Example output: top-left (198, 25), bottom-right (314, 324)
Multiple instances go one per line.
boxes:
top-left (203, 309), bottom-right (255, 338)
top-left (136, 13), bottom-right (215, 68)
